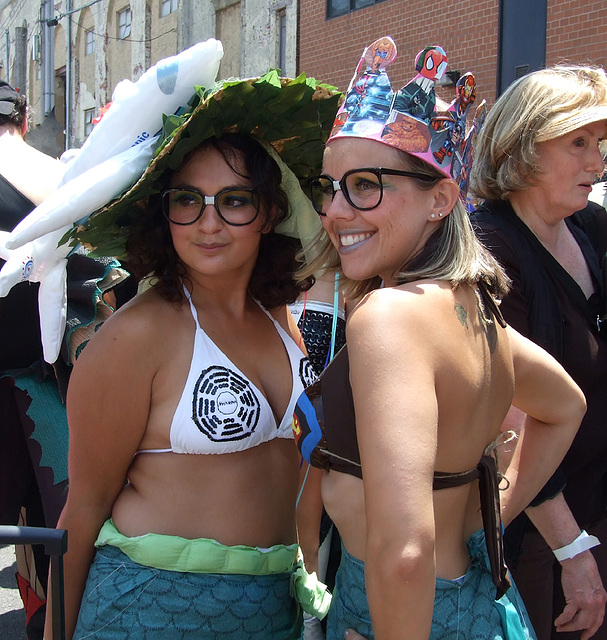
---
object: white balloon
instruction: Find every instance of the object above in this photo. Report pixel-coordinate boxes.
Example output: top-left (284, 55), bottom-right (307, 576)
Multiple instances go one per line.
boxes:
top-left (0, 38), bottom-right (224, 363)
top-left (7, 136), bottom-right (156, 247)
top-left (60, 38), bottom-right (224, 183)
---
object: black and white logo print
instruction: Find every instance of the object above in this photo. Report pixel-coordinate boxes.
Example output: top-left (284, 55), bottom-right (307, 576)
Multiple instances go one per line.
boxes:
top-left (192, 366), bottom-right (261, 441)
top-left (299, 357), bottom-right (318, 388)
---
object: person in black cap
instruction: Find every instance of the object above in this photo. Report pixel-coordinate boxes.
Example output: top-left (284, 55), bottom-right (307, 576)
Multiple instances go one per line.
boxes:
top-left (0, 81), bottom-right (65, 221)
top-left (0, 79), bottom-right (68, 640)
top-left (0, 81), bottom-right (126, 640)
top-left (0, 79), bottom-right (22, 113)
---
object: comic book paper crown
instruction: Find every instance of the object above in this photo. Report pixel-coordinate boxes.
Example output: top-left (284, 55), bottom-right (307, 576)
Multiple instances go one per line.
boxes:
top-left (328, 36), bottom-right (486, 196)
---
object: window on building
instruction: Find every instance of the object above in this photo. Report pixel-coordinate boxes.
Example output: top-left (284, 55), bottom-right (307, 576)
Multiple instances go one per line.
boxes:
top-left (118, 7), bottom-right (131, 39)
top-left (160, 0), bottom-right (178, 17)
top-left (327, 0), bottom-right (381, 19)
top-left (216, 3), bottom-right (241, 79)
top-left (85, 29), bottom-right (95, 56)
top-left (84, 108), bottom-right (95, 137)
top-left (277, 10), bottom-right (286, 75)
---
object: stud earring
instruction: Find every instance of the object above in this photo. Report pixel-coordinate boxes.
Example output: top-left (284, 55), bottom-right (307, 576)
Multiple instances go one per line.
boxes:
top-left (438, 212), bottom-right (444, 217)
top-left (430, 213), bottom-right (436, 219)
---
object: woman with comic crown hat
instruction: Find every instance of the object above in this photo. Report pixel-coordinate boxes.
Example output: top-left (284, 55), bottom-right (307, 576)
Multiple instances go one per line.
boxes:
top-left (293, 36), bottom-right (585, 639)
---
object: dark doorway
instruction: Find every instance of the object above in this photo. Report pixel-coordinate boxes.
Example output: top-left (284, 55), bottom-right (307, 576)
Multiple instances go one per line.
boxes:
top-left (497, 0), bottom-right (547, 96)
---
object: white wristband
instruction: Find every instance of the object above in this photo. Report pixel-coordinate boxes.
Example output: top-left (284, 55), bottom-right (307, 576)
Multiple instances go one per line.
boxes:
top-left (553, 530), bottom-right (600, 562)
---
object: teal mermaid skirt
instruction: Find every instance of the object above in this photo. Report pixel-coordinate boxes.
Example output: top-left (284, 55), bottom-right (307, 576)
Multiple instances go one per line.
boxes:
top-left (73, 545), bottom-right (303, 639)
top-left (326, 529), bottom-right (537, 640)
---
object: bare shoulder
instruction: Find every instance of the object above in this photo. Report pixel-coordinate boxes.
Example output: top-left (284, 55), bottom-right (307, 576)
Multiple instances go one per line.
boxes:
top-left (74, 287), bottom-right (185, 371)
top-left (348, 280), bottom-right (452, 340)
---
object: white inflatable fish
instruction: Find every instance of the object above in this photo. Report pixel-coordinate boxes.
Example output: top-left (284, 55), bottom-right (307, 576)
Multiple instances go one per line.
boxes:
top-left (0, 228), bottom-right (68, 356)
top-left (0, 38), bottom-right (224, 363)
top-left (9, 38), bottom-right (223, 246)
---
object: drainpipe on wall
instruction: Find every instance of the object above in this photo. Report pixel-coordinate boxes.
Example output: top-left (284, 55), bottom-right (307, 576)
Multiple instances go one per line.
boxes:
top-left (65, 0), bottom-right (72, 149)
top-left (4, 30), bottom-right (9, 82)
top-left (42, 0), bottom-right (55, 115)
top-left (14, 26), bottom-right (27, 92)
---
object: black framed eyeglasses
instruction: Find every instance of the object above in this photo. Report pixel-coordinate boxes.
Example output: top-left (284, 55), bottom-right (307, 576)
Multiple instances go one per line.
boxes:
top-left (308, 168), bottom-right (439, 216)
top-left (161, 187), bottom-right (261, 226)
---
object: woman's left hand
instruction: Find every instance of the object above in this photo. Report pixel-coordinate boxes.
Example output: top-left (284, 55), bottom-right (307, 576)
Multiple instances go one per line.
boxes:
top-left (344, 630), bottom-right (369, 640)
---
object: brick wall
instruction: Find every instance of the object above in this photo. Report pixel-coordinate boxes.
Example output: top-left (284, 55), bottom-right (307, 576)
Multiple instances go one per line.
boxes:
top-left (299, 0), bottom-right (607, 104)
top-left (546, 0), bottom-right (607, 69)
top-left (299, 0), bottom-right (500, 103)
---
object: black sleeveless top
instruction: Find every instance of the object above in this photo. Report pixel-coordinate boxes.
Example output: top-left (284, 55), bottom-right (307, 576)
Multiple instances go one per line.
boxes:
top-left (0, 174), bottom-right (44, 371)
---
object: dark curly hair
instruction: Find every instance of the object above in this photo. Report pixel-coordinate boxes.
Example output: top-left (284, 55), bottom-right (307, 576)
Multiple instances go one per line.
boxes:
top-left (126, 132), bottom-right (314, 308)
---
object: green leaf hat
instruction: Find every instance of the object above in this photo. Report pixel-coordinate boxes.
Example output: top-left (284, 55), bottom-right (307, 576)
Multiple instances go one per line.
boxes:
top-left (68, 70), bottom-right (342, 260)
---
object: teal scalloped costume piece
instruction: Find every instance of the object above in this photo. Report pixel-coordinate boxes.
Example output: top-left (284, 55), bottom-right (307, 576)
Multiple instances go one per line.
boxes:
top-left (12, 374), bottom-right (69, 486)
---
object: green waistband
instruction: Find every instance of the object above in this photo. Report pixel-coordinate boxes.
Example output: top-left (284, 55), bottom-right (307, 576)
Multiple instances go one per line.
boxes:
top-left (95, 519), bottom-right (331, 619)
top-left (96, 519), bottom-right (299, 574)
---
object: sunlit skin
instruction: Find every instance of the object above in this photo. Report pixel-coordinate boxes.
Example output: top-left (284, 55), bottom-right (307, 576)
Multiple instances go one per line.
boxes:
top-left (168, 146), bottom-right (270, 292)
top-left (510, 122), bottom-right (605, 226)
top-left (320, 138), bottom-right (453, 286)
top-left (49, 142), bottom-right (306, 640)
top-left (314, 136), bottom-right (586, 640)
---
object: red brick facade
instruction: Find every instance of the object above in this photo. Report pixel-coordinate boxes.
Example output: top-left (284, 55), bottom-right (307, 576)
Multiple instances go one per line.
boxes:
top-left (546, 1), bottom-right (606, 68)
top-left (298, 0), bottom-right (607, 103)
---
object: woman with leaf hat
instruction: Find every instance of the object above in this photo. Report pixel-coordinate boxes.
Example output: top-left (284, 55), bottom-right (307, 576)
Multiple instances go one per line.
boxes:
top-left (46, 72), bottom-right (339, 640)
top-left (293, 37), bottom-right (586, 639)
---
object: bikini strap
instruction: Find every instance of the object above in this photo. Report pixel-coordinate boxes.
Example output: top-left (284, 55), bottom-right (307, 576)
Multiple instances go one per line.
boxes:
top-left (477, 454), bottom-right (510, 599)
top-left (477, 279), bottom-right (507, 329)
top-left (182, 284), bottom-right (201, 327)
top-left (433, 455), bottom-right (510, 599)
top-left (255, 300), bottom-right (295, 347)
top-left (433, 467), bottom-right (480, 490)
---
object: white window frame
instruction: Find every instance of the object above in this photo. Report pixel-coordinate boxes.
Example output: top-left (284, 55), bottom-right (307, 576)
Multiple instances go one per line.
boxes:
top-left (277, 9), bottom-right (286, 75)
top-left (118, 7), bottom-right (132, 39)
top-left (84, 108), bottom-right (95, 137)
top-left (160, 0), bottom-right (178, 17)
top-left (85, 29), bottom-right (95, 56)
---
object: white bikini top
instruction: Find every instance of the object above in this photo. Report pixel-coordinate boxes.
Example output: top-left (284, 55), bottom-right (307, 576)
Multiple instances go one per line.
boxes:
top-left (138, 291), bottom-right (316, 455)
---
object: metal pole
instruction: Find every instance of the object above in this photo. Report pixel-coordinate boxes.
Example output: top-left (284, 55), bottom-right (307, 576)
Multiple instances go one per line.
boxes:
top-left (4, 29), bottom-right (9, 83)
top-left (43, 0), bottom-right (55, 115)
top-left (65, 0), bottom-right (72, 150)
top-left (0, 526), bottom-right (67, 640)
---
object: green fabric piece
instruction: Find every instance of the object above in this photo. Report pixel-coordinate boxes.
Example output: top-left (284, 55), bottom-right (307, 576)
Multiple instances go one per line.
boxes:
top-left (96, 519), bottom-right (331, 619)
top-left (96, 519), bottom-right (299, 574)
top-left (291, 554), bottom-right (332, 620)
top-left (494, 593), bottom-right (532, 640)
top-left (261, 141), bottom-right (323, 264)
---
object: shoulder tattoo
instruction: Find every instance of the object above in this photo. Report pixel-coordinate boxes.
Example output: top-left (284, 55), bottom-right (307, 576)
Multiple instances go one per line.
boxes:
top-left (455, 303), bottom-right (468, 328)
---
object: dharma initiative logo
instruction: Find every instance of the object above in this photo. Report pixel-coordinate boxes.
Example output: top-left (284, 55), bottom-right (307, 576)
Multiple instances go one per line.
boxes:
top-left (299, 357), bottom-right (317, 387)
top-left (192, 366), bottom-right (260, 441)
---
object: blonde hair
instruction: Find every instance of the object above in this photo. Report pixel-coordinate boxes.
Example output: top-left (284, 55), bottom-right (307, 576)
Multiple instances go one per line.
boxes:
top-left (299, 151), bottom-right (510, 300)
top-left (470, 65), bottom-right (607, 200)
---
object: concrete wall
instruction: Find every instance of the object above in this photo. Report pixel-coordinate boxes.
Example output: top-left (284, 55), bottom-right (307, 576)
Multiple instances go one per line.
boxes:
top-left (0, 0), bottom-right (298, 153)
